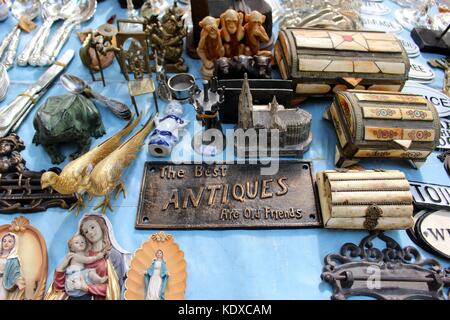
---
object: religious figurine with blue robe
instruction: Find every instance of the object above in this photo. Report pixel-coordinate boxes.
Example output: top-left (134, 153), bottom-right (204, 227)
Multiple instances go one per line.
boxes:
top-left (144, 250), bottom-right (169, 300)
top-left (0, 233), bottom-right (25, 300)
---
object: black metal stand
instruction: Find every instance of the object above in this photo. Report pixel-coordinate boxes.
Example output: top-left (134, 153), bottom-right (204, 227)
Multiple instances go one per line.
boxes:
top-left (411, 24), bottom-right (450, 55)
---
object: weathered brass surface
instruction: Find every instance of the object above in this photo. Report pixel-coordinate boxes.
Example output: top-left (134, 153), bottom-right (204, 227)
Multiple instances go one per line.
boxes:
top-left (136, 161), bottom-right (321, 229)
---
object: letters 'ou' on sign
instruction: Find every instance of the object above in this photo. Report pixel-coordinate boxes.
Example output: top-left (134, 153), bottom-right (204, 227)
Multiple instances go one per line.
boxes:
top-left (402, 81), bottom-right (450, 117)
top-left (410, 181), bottom-right (450, 211)
top-left (136, 162), bottom-right (321, 229)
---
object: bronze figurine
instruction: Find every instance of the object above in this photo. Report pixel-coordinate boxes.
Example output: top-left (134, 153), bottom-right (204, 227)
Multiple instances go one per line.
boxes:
top-left (146, 1), bottom-right (188, 73)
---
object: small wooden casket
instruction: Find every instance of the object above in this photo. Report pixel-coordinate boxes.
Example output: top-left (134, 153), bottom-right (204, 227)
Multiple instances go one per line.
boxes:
top-left (274, 28), bottom-right (410, 96)
top-left (328, 90), bottom-right (441, 168)
top-left (316, 170), bottom-right (414, 230)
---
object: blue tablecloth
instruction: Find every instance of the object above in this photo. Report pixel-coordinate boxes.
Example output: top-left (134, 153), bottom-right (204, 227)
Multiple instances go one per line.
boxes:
top-left (0, 0), bottom-right (448, 299)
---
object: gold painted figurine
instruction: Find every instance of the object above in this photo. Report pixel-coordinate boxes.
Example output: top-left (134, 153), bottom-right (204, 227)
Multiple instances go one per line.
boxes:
top-left (78, 113), bottom-right (156, 214)
top-left (41, 115), bottom-right (141, 214)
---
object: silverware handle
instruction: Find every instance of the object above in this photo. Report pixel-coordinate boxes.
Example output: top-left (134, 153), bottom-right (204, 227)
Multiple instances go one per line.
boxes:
top-left (0, 25), bottom-right (18, 60)
top-left (17, 21), bottom-right (49, 66)
top-left (28, 20), bottom-right (54, 66)
top-left (1, 28), bottom-right (21, 70)
top-left (0, 95), bottom-right (31, 137)
top-left (91, 92), bottom-right (131, 119)
top-left (39, 21), bottom-right (75, 66)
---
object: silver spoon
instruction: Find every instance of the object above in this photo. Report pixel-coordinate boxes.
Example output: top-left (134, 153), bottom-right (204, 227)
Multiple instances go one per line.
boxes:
top-left (1, 0), bottom-right (40, 69)
top-left (39, 0), bottom-right (96, 66)
top-left (60, 74), bottom-right (132, 120)
top-left (19, 0), bottom-right (68, 66)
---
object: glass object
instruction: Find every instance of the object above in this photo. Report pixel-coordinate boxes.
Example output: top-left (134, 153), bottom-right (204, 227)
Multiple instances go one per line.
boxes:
top-left (395, 0), bottom-right (450, 31)
top-left (279, 0), bottom-right (363, 30)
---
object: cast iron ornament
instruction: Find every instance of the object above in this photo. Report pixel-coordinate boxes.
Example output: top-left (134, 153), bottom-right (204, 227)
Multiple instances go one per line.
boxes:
top-left (0, 134), bottom-right (77, 213)
top-left (321, 231), bottom-right (450, 300)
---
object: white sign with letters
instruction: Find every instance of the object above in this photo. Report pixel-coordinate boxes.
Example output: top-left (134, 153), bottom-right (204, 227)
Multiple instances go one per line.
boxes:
top-left (438, 119), bottom-right (450, 150)
top-left (402, 81), bottom-right (450, 117)
top-left (408, 62), bottom-right (435, 82)
top-left (361, 15), bottom-right (403, 33)
top-left (397, 37), bottom-right (420, 58)
top-left (361, 1), bottom-right (391, 15)
top-left (418, 210), bottom-right (450, 259)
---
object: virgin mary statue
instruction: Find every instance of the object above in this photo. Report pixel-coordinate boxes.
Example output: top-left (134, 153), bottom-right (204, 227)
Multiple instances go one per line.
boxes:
top-left (45, 213), bottom-right (132, 300)
top-left (0, 233), bottom-right (25, 300)
top-left (144, 249), bottom-right (168, 300)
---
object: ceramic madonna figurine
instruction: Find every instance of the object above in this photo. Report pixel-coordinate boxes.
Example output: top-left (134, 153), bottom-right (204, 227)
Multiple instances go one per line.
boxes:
top-left (124, 232), bottom-right (186, 300)
top-left (197, 16), bottom-right (225, 79)
top-left (0, 216), bottom-right (48, 300)
top-left (0, 233), bottom-right (25, 300)
top-left (144, 249), bottom-right (168, 300)
top-left (45, 213), bottom-right (131, 300)
top-left (148, 101), bottom-right (188, 157)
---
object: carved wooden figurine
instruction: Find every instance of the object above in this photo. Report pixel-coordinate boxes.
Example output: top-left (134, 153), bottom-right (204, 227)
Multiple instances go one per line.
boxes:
top-left (197, 16), bottom-right (225, 79)
top-left (220, 9), bottom-right (245, 57)
top-left (243, 11), bottom-right (271, 57)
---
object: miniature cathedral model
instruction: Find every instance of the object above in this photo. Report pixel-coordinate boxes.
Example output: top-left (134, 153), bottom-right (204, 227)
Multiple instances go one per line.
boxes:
top-left (236, 75), bottom-right (313, 157)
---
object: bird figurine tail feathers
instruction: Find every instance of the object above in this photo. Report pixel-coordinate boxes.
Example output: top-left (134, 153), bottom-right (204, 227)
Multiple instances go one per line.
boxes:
top-left (40, 112), bottom-right (142, 215)
top-left (80, 112), bottom-right (157, 214)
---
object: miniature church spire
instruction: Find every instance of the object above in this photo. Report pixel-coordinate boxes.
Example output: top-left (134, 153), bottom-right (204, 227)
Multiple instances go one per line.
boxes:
top-left (238, 73), bottom-right (253, 130)
top-left (268, 96), bottom-right (282, 129)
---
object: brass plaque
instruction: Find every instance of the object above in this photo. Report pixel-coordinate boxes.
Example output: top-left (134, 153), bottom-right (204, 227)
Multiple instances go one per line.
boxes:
top-left (136, 162), bottom-right (321, 229)
top-left (128, 78), bottom-right (155, 97)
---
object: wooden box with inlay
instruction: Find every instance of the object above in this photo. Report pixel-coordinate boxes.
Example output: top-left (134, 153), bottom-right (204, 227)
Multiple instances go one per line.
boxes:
top-left (328, 90), bottom-right (441, 168)
top-left (316, 169), bottom-right (414, 230)
top-left (274, 28), bottom-right (410, 96)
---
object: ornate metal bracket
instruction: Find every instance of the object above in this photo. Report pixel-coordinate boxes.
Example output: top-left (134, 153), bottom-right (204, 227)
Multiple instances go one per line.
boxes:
top-left (321, 231), bottom-right (450, 300)
top-left (0, 134), bottom-right (77, 213)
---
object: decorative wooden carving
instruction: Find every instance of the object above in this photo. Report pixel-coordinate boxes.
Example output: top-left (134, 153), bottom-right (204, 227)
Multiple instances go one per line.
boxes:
top-left (316, 169), bottom-right (414, 230)
top-left (328, 90), bottom-right (440, 168)
top-left (275, 29), bottom-right (410, 96)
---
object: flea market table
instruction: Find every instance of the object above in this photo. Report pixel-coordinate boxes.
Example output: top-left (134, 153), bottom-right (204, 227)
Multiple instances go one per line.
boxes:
top-left (0, 0), bottom-right (448, 299)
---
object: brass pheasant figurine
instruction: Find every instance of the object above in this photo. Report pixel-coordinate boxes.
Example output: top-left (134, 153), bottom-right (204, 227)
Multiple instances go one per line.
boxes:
top-left (79, 113), bottom-right (156, 213)
top-left (40, 113), bottom-right (141, 213)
